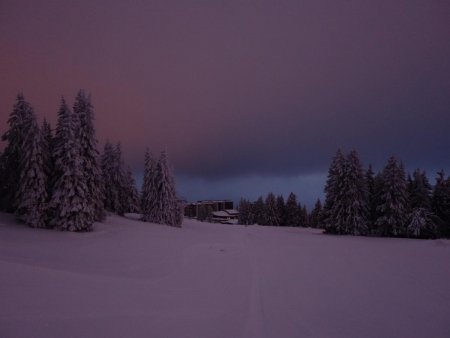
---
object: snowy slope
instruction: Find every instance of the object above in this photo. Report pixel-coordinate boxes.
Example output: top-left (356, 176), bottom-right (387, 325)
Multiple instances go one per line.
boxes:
top-left (1, 212), bottom-right (449, 338)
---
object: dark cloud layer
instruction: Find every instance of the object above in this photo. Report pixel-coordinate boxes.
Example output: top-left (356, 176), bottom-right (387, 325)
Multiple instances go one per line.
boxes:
top-left (1, 1), bottom-right (450, 202)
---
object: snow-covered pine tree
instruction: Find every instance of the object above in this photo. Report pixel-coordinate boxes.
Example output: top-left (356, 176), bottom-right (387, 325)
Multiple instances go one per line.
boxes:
top-left (74, 90), bottom-right (105, 222)
top-left (299, 204), bottom-right (308, 227)
top-left (264, 192), bottom-right (279, 226)
top-left (309, 198), bottom-right (323, 228)
top-left (253, 196), bottom-right (266, 225)
top-left (375, 156), bottom-right (408, 237)
top-left (41, 119), bottom-right (54, 198)
top-left (197, 204), bottom-right (212, 222)
top-left (322, 149), bottom-right (346, 233)
top-left (342, 150), bottom-right (368, 235)
top-left (408, 169), bottom-right (432, 210)
top-left (114, 143), bottom-right (129, 216)
top-left (285, 192), bottom-right (300, 226)
top-left (101, 142), bottom-right (128, 215)
top-left (371, 172), bottom-right (384, 234)
top-left (148, 150), bottom-right (182, 227)
top-left (276, 195), bottom-right (286, 226)
top-left (0, 151), bottom-right (3, 197)
top-left (431, 171), bottom-right (450, 237)
top-left (406, 173), bottom-right (414, 205)
top-left (141, 149), bottom-right (158, 222)
top-left (238, 198), bottom-right (254, 225)
top-left (407, 207), bottom-right (437, 239)
top-left (49, 98), bottom-right (93, 231)
top-left (0, 93), bottom-right (35, 212)
top-left (124, 167), bottom-right (140, 213)
top-left (15, 106), bottom-right (48, 228)
top-left (365, 164), bottom-right (377, 233)
top-left (328, 150), bottom-right (348, 233)
top-left (406, 169), bottom-right (436, 238)
top-left (101, 141), bottom-right (116, 213)
top-left (323, 149), bottom-right (368, 235)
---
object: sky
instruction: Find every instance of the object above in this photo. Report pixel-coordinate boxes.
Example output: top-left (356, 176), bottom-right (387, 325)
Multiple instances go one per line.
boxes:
top-left (1, 0), bottom-right (449, 207)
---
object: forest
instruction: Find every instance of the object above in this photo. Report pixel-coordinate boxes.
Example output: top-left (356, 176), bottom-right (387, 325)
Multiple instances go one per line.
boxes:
top-left (0, 92), bottom-right (182, 231)
top-left (2, 92), bottom-right (450, 239)
top-left (239, 149), bottom-right (450, 239)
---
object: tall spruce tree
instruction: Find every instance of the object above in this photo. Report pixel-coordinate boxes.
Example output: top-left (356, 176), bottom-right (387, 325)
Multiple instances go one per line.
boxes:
top-left (101, 142), bottom-right (128, 215)
top-left (365, 165), bottom-right (377, 232)
top-left (253, 196), bottom-right (266, 225)
top-left (264, 192), bottom-right (279, 226)
top-left (407, 207), bottom-right (437, 239)
top-left (371, 172), bottom-right (385, 234)
top-left (276, 195), bottom-right (286, 226)
top-left (0, 94), bottom-right (35, 211)
top-left (142, 150), bottom-right (182, 227)
top-left (323, 150), bottom-right (368, 235)
top-left (114, 143), bottom-right (129, 216)
top-left (101, 141), bottom-right (117, 213)
top-left (285, 192), bottom-right (300, 226)
top-left (309, 198), bottom-right (323, 228)
top-left (322, 149), bottom-right (346, 233)
top-left (50, 98), bottom-right (93, 231)
top-left (238, 198), bottom-right (254, 225)
top-left (343, 150), bottom-right (368, 235)
top-left (299, 204), bottom-right (308, 227)
top-left (74, 90), bottom-right (105, 221)
top-left (432, 171), bottom-right (450, 237)
top-left (141, 149), bottom-right (158, 222)
top-left (15, 106), bottom-right (48, 228)
top-left (0, 151), bottom-right (3, 196)
top-left (375, 156), bottom-right (408, 236)
top-left (124, 167), bottom-right (140, 213)
top-left (408, 169), bottom-right (432, 210)
top-left (41, 119), bottom-right (54, 198)
top-left (406, 169), bottom-right (436, 238)
top-left (155, 150), bottom-right (182, 226)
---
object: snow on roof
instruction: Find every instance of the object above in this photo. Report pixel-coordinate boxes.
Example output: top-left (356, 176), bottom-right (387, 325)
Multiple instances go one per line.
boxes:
top-left (212, 210), bottom-right (240, 218)
top-left (211, 211), bottom-right (230, 218)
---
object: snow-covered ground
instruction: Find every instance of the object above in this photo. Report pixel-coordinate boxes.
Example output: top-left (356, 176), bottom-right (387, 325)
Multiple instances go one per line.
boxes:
top-left (1, 212), bottom-right (449, 338)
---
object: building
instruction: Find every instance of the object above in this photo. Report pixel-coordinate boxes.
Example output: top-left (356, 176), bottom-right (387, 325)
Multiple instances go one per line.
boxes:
top-left (184, 200), bottom-right (236, 221)
top-left (211, 209), bottom-right (239, 224)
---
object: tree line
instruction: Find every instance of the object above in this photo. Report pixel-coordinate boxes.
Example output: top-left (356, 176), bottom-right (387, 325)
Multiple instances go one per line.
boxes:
top-left (238, 192), bottom-right (315, 227)
top-left (0, 92), bottom-right (182, 231)
top-left (238, 149), bottom-right (450, 239)
top-left (321, 149), bottom-right (449, 238)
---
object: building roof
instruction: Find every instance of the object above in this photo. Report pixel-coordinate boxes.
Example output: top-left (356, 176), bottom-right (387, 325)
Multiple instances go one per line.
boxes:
top-left (212, 209), bottom-right (239, 218)
top-left (212, 211), bottom-right (231, 218)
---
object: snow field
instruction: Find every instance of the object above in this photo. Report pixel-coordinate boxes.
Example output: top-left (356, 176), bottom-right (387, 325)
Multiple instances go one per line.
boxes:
top-left (1, 212), bottom-right (449, 338)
